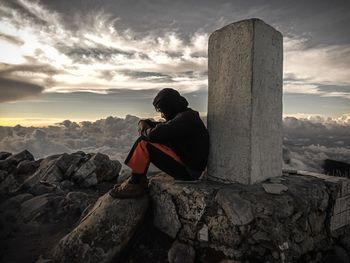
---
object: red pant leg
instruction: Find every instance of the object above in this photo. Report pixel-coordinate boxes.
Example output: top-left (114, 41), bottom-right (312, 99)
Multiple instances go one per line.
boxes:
top-left (126, 140), bottom-right (184, 174)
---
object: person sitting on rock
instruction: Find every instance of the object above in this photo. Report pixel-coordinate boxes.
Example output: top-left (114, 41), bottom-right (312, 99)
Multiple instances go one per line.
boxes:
top-left (109, 88), bottom-right (209, 198)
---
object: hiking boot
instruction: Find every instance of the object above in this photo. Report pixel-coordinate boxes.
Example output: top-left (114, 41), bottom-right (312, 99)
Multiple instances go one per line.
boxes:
top-left (109, 175), bottom-right (148, 199)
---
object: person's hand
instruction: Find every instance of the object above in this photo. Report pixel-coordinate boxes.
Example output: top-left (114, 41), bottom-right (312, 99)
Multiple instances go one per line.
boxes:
top-left (138, 120), bottom-right (151, 135)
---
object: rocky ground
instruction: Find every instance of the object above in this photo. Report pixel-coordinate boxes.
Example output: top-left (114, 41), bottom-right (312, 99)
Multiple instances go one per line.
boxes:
top-left (0, 150), bottom-right (175, 263)
top-left (0, 150), bottom-right (123, 262)
top-left (1, 150), bottom-right (350, 263)
top-left (148, 172), bottom-right (350, 263)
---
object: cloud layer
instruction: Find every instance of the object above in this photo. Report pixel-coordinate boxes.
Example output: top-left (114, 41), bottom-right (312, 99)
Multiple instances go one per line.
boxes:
top-left (283, 115), bottom-right (350, 172)
top-left (0, 114), bottom-right (349, 174)
top-left (0, 77), bottom-right (44, 102)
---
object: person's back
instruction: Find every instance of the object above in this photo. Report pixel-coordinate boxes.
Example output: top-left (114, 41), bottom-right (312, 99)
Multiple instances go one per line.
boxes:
top-left (146, 107), bottom-right (209, 172)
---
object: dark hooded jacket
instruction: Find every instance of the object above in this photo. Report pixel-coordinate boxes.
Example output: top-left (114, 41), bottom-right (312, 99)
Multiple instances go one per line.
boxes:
top-left (140, 88), bottom-right (209, 172)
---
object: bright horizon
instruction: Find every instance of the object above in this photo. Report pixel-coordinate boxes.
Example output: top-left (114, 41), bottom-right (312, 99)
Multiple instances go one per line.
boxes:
top-left (1, 112), bottom-right (350, 128)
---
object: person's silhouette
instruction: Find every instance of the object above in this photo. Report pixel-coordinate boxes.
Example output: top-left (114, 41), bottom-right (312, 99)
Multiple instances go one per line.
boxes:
top-left (109, 88), bottom-right (209, 198)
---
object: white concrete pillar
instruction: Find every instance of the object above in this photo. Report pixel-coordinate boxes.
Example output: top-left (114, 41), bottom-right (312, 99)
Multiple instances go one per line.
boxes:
top-left (207, 18), bottom-right (283, 184)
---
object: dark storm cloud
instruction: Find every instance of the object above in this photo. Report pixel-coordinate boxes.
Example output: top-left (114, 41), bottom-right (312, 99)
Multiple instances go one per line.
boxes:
top-left (36, 88), bottom-right (160, 102)
top-left (120, 70), bottom-right (208, 84)
top-left (120, 70), bottom-right (174, 83)
top-left (41, 0), bottom-right (350, 46)
top-left (180, 70), bottom-right (208, 78)
top-left (0, 78), bottom-right (44, 102)
top-left (0, 33), bottom-right (24, 45)
top-left (105, 88), bottom-right (160, 99)
top-left (1, 1), bottom-right (50, 27)
top-left (60, 46), bottom-right (134, 62)
top-left (166, 51), bottom-right (185, 58)
top-left (317, 85), bottom-right (350, 94)
top-left (0, 63), bottom-right (62, 76)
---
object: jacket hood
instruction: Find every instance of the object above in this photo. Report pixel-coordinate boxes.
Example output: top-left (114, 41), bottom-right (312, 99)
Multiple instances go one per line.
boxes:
top-left (152, 88), bottom-right (189, 120)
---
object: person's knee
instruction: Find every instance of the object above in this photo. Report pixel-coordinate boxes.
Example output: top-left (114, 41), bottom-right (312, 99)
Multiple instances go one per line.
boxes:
top-left (137, 138), bottom-right (149, 150)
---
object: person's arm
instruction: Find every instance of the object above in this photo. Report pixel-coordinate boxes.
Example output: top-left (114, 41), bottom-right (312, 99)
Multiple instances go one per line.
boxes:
top-left (138, 119), bottom-right (163, 138)
top-left (142, 114), bottom-right (195, 143)
top-left (138, 118), bottom-right (162, 128)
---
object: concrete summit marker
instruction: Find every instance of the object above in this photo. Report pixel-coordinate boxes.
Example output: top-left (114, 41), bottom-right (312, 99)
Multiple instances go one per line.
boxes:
top-left (207, 18), bottom-right (283, 184)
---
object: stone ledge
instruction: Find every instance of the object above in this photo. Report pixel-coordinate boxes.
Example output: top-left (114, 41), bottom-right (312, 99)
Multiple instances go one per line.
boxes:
top-left (149, 172), bottom-right (350, 262)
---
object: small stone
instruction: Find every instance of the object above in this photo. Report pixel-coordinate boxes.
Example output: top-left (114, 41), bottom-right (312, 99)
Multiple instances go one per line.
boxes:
top-left (197, 224), bottom-right (209, 242)
top-left (117, 169), bottom-right (131, 184)
top-left (151, 188), bottom-right (181, 238)
top-left (252, 231), bottom-right (270, 242)
top-left (168, 240), bottom-right (195, 263)
top-left (0, 174), bottom-right (19, 194)
top-left (16, 160), bottom-right (40, 178)
top-left (282, 168), bottom-right (298, 175)
top-left (0, 151), bottom-right (12, 160)
top-left (0, 170), bottom-right (8, 181)
top-left (269, 177), bottom-right (285, 183)
top-left (36, 255), bottom-right (54, 263)
top-left (63, 191), bottom-right (91, 214)
top-left (262, 183), bottom-right (288, 194)
top-left (215, 189), bottom-right (254, 225)
top-left (183, 187), bottom-right (192, 194)
top-left (60, 180), bottom-right (74, 189)
top-left (272, 251), bottom-right (280, 259)
top-left (278, 242), bottom-right (289, 250)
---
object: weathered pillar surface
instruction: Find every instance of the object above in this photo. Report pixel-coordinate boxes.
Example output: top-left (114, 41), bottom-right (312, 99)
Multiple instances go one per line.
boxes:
top-left (207, 18), bottom-right (283, 184)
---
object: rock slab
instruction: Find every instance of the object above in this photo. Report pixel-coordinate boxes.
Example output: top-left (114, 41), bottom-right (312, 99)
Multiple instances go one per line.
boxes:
top-left (53, 193), bottom-right (148, 263)
top-left (149, 172), bottom-right (350, 262)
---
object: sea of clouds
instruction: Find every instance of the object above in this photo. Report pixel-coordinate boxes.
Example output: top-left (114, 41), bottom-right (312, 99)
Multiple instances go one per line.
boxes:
top-left (0, 115), bottom-right (349, 173)
top-left (283, 115), bottom-right (350, 172)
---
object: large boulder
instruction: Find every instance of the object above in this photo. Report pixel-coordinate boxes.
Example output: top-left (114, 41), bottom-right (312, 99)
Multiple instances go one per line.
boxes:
top-left (0, 150), bottom-right (34, 171)
top-left (0, 152), bottom-right (12, 160)
top-left (168, 240), bottom-right (196, 263)
top-left (18, 151), bottom-right (121, 191)
top-left (16, 159), bottom-right (42, 179)
top-left (3, 150), bottom-right (34, 165)
top-left (53, 193), bottom-right (148, 263)
top-left (72, 152), bottom-right (121, 187)
top-left (0, 150), bottom-right (124, 263)
top-left (18, 154), bottom-right (65, 191)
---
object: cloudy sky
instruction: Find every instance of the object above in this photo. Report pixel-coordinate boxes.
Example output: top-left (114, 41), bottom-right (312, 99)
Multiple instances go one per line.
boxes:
top-left (0, 0), bottom-right (350, 126)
